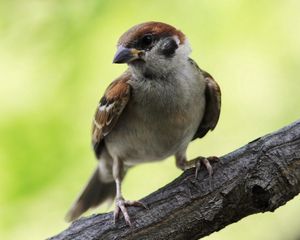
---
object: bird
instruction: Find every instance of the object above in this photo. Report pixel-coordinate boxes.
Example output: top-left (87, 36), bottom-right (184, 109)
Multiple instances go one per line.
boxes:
top-left (66, 21), bottom-right (221, 226)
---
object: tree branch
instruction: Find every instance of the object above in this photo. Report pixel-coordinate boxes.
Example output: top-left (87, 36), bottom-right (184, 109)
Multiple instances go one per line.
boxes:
top-left (50, 120), bottom-right (300, 240)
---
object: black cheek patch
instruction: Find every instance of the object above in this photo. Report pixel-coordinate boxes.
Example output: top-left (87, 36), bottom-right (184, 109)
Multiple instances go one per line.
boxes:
top-left (160, 38), bottom-right (178, 57)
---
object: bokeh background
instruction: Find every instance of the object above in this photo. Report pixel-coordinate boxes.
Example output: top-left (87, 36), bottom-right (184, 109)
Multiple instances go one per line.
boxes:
top-left (1, 0), bottom-right (300, 239)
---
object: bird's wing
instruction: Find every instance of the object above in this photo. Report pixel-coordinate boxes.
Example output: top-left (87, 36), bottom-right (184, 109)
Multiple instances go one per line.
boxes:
top-left (92, 71), bottom-right (131, 158)
top-left (189, 59), bottom-right (221, 139)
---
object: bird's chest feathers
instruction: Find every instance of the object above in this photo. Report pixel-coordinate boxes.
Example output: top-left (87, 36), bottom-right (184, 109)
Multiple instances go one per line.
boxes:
top-left (106, 72), bottom-right (205, 163)
top-left (129, 78), bottom-right (192, 124)
top-left (126, 76), bottom-right (203, 144)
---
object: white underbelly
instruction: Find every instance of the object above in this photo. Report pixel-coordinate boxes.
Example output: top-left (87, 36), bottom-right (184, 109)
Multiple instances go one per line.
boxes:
top-left (104, 101), bottom-right (204, 166)
top-left (104, 69), bottom-right (206, 165)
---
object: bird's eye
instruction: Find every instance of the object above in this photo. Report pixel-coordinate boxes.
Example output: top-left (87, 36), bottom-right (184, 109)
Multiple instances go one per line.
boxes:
top-left (141, 34), bottom-right (153, 46)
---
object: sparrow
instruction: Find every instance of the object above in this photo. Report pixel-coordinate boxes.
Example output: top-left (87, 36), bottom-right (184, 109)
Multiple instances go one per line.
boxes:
top-left (66, 21), bottom-right (221, 226)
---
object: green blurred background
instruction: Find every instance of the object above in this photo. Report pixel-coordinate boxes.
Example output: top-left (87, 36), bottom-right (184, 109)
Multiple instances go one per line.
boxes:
top-left (1, 0), bottom-right (300, 239)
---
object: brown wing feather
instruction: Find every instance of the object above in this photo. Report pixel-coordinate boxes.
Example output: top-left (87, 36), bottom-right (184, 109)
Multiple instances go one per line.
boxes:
top-left (190, 59), bottom-right (221, 139)
top-left (92, 71), bottom-right (131, 158)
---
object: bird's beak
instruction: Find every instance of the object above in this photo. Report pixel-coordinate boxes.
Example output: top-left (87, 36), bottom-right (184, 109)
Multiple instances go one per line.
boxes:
top-left (113, 46), bottom-right (143, 64)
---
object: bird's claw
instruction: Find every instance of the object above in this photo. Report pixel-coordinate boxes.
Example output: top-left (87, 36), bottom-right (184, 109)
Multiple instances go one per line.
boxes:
top-left (195, 156), bottom-right (219, 187)
top-left (114, 197), bottom-right (148, 226)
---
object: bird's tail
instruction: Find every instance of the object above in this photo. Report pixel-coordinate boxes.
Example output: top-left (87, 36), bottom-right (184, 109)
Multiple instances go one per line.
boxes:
top-left (65, 167), bottom-right (115, 222)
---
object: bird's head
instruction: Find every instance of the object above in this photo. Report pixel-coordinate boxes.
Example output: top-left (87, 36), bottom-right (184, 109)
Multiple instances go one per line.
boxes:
top-left (113, 22), bottom-right (191, 78)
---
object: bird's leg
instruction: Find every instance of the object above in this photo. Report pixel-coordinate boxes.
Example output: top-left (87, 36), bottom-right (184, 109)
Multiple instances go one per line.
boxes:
top-left (175, 153), bottom-right (219, 182)
top-left (113, 158), bottom-right (147, 226)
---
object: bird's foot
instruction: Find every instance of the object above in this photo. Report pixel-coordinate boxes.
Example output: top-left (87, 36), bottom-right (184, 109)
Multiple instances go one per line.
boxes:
top-left (114, 197), bottom-right (148, 226)
top-left (195, 156), bottom-right (219, 185)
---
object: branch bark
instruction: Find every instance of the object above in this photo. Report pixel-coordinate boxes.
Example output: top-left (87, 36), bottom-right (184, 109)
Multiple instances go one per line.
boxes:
top-left (50, 120), bottom-right (300, 240)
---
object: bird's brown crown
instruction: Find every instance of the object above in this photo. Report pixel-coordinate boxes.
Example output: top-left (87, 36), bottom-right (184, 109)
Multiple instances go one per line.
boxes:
top-left (117, 21), bottom-right (185, 47)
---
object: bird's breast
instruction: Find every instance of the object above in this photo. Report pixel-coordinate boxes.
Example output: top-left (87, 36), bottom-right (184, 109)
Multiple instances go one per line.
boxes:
top-left (104, 74), bottom-right (206, 165)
